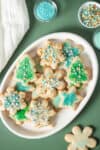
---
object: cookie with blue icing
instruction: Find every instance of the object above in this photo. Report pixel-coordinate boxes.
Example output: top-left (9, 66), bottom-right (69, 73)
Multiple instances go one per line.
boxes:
top-left (52, 88), bottom-right (82, 110)
top-left (37, 40), bottom-right (65, 69)
top-left (0, 88), bottom-right (26, 115)
top-left (32, 67), bottom-right (66, 99)
top-left (26, 99), bottom-right (56, 127)
top-left (15, 55), bottom-right (36, 84)
top-left (62, 39), bottom-right (83, 68)
top-left (65, 57), bottom-right (89, 88)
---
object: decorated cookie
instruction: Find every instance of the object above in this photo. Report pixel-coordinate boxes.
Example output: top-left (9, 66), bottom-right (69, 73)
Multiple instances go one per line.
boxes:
top-left (15, 55), bottom-right (36, 84)
top-left (26, 99), bottom-right (56, 127)
top-left (11, 106), bottom-right (29, 124)
top-left (65, 126), bottom-right (97, 150)
top-left (32, 67), bottom-right (66, 99)
top-left (37, 40), bottom-right (65, 69)
top-left (52, 88), bottom-right (82, 110)
top-left (0, 88), bottom-right (26, 115)
top-left (65, 57), bottom-right (89, 87)
top-left (15, 82), bottom-right (34, 92)
top-left (62, 39), bottom-right (83, 68)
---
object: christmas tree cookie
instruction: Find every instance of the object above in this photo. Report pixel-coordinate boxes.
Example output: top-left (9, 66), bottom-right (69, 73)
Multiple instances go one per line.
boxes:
top-left (15, 55), bottom-right (36, 84)
top-left (62, 39), bottom-right (83, 68)
top-left (65, 57), bottom-right (89, 88)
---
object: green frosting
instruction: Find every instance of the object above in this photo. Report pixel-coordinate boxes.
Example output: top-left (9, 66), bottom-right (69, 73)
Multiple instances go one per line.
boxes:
top-left (14, 106), bottom-right (29, 121)
top-left (69, 60), bottom-right (88, 86)
top-left (53, 92), bottom-right (77, 108)
top-left (16, 56), bottom-right (35, 83)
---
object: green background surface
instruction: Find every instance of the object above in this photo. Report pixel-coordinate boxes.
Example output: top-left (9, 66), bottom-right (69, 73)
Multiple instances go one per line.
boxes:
top-left (0, 0), bottom-right (100, 150)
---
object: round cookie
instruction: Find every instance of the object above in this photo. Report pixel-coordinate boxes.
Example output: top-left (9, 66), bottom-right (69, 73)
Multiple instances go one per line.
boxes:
top-left (52, 88), bottom-right (82, 110)
top-left (32, 67), bottom-right (66, 99)
top-left (65, 126), bottom-right (97, 150)
top-left (65, 57), bottom-right (89, 88)
top-left (26, 99), bottom-right (56, 128)
top-left (37, 40), bottom-right (65, 69)
top-left (0, 88), bottom-right (26, 115)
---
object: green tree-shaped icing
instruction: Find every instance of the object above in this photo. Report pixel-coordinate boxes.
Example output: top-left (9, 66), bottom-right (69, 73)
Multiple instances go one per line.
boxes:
top-left (16, 56), bottom-right (35, 83)
top-left (69, 59), bottom-right (88, 86)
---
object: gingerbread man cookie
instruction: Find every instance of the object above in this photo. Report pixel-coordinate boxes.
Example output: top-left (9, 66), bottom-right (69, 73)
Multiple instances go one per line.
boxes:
top-left (26, 99), bottom-right (56, 127)
top-left (0, 88), bottom-right (26, 115)
top-left (37, 40), bottom-right (65, 69)
top-left (52, 88), bottom-right (82, 110)
top-left (32, 67), bottom-right (66, 99)
top-left (65, 126), bottom-right (97, 150)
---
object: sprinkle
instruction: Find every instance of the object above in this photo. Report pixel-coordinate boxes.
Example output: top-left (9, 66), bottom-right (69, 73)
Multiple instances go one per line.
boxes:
top-left (80, 4), bottom-right (100, 28)
top-left (34, 0), bottom-right (57, 22)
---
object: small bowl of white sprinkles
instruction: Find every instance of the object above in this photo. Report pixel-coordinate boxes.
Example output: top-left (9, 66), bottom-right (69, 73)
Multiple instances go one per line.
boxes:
top-left (78, 1), bottom-right (100, 28)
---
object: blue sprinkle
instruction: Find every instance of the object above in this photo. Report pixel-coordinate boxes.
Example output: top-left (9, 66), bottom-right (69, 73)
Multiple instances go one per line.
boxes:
top-left (34, 0), bottom-right (57, 22)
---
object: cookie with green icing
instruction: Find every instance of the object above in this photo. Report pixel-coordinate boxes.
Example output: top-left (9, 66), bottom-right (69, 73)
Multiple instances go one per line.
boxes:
top-left (15, 55), bottom-right (36, 84)
top-left (52, 89), bottom-right (82, 109)
top-left (37, 40), bottom-right (65, 69)
top-left (26, 99), bottom-right (56, 127)
top-left (62, 39), bottom-right (83, 68)
top-left (12, 106), bottom-right (29, 124)
top-left (0, 88), bottom-right (26, 115)
top-left (65, 57), bottom-right (89, 87)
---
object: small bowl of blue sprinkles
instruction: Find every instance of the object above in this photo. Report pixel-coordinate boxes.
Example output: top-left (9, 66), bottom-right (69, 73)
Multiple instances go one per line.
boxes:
top-left (78, 1), bottom-right (100, 28)
top-left (34, 0), bottom-right (57, 22)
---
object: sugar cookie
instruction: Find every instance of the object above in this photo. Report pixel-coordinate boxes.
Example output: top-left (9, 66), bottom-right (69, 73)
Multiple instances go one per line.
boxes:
top-left (52, 88), bottom-right (82, 110)
top-left (62, 39), bottom-right (84, 68)
top-left (37, 40), bottom-right (65, 69)
top-left (0, 88), bottom-right (26, 115)
top-left (26, 99), bottom-right (56, 127)
top-left (65, 57), bottom-right (89, 87)
top-left (32, 67), bottom-right (66, 99)
top-left (14, 55), bottom-right (36, 84)
top-left (65, 126), bottom-right (97, 150)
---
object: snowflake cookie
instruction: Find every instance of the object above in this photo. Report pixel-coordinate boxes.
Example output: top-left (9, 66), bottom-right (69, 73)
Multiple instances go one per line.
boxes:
top-left (65, 126), bottom-right (97, 150)
top-left (37, 40), bottom-right (65, 69)
top-left (0, 88), bottom-right (26, 115)
top-left (14, 55), bottom-right (36, 84)
top-left (52, 88), bottom-right (82, 110)
top-left (65, 57), bottom-right (89, 88)
top-left (32, 67), bottom-right (66, 99)
top-left (26, 99), bottom-right (56, 128)
top-left (62, 39), bottom-right (84, 68)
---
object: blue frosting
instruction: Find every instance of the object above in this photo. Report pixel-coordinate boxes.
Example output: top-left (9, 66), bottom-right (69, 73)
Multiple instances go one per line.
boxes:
top-left (63, 42), bottom-right (80, 67)
top-left (16, 82), bottom-right (30, 92)
top-left (53, 92), bottom-right (77, 108)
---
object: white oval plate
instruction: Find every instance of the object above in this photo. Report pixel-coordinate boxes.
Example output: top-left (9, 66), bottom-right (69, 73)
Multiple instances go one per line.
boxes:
top-left (0, 32), bottom-right (99, 139)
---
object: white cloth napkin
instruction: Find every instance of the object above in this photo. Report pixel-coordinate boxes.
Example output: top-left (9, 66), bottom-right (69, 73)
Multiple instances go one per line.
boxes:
top-left (0, 0), bottom-right (30, 73)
